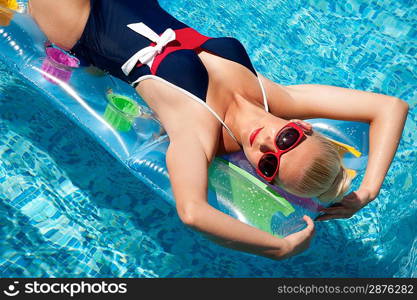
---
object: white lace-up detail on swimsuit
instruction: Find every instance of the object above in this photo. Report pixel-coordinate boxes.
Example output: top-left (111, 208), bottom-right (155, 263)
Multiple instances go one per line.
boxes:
top-left (121, 23), bottom-right (269, 145)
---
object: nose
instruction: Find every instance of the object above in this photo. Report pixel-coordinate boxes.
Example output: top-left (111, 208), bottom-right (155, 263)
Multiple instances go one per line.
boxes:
top-left (258, 135), bottom-right (276, 153)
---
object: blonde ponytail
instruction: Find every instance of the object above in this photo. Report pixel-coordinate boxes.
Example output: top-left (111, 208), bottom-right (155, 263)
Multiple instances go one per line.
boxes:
top-left (317, 164), bottom-right (353, 203)
top-left (273, 131), bottom-right (353, 203)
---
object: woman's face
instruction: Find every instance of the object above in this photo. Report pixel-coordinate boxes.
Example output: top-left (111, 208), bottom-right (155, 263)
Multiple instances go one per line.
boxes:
top-left (241, 116), bottom-right (322, 193)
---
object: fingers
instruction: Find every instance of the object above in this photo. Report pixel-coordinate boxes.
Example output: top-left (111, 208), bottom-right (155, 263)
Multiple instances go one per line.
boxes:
top-left (289, 119), bottom-right (313, 133)
top-left (341, 192), bottom-right (360, 204)
top-left (304, 215), bottom-right (316, 237)
top-left (283, 216), bottom-right (315, 257)
top-left (316, 207), bottom-right (354, 221)
top-left (315, 214), bottom-right (348, 221)
top-left (321, 206), bottom-right (350, 213)
top-left (316, 191), bottom-right (367, 222)
top-left (328, 202), bottom-right (344, 208)
top-left (296, 215), bottom-right (315, 238)
top-left (285, 215), bottom-right (315, 240)
top-left (303, 215), bottom-right (314, 230)
top-left (343, 191), bottom-right (357, 200)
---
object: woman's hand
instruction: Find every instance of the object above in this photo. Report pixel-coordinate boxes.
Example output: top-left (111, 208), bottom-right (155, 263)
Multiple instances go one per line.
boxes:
top-left (289, 119), bottom-right (313, 135)
top-left (281, 215), bottom-right (315, 258)
top-left (315, 188), bottom-right (373, 221)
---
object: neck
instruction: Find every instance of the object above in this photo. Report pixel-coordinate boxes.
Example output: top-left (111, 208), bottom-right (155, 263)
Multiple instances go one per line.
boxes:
top-left (224, 94), bottom-right (267, 147)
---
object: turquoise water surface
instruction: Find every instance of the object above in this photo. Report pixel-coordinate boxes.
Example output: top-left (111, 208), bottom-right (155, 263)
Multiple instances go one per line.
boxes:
top-left (0, 0), bottom-right (416, 277)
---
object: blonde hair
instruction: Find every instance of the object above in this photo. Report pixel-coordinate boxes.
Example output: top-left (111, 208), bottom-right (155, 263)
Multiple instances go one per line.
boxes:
top-left (273, 132), bottom-right (352, 203)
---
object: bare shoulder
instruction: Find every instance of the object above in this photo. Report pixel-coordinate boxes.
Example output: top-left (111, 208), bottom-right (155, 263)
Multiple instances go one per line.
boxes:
top-left (258, 75), bottom-right (300, 119)
top-left (136, 79), bottom-right (222, 161)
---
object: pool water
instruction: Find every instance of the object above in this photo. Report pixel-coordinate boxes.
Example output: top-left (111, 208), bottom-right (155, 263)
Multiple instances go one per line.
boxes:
top-left (0, 0), bottom-right (416, 277)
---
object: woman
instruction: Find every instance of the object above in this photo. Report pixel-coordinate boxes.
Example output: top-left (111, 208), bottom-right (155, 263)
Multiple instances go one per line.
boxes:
top-left (27, 0), bottom-right (408, 260)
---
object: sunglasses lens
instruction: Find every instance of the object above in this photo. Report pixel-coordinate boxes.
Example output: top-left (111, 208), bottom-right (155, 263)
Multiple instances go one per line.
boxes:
top-left (258, 154), bottom-right (278, 177)
top-left (276, 128), bottom-right (300, 150)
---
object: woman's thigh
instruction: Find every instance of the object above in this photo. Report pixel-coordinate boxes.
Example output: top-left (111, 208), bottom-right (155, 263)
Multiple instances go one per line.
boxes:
top-left (29, 0), bottom-right (90, 50)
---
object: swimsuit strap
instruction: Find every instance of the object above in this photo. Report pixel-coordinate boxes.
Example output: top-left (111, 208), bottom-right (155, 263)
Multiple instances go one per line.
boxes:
top-left (257, 73), bottom-right (269, 112)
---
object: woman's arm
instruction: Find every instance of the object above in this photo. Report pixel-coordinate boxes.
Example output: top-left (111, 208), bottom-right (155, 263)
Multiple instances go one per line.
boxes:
top-left (166, 132), bottom-right (315, 260)
top-left (260, 77), bottom-right (409, 219)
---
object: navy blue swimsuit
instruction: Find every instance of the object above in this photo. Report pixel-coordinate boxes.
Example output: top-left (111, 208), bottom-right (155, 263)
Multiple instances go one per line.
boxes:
top-left (71, 0), bottom-right (259, 102)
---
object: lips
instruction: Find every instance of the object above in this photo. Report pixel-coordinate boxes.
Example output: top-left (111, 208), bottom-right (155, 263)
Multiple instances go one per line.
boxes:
top-left (250, 127), bottom-right (263, 146)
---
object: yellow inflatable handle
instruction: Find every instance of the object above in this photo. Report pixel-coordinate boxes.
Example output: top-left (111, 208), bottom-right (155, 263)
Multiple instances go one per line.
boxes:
top-left (325, 137), bottom-right (362, 158)
top-left (0, 0), bottom-right (19, 10)
top-left (0, 0), bottom-right (19, 27)
top-left (324, 136), bottom-right (363, 180)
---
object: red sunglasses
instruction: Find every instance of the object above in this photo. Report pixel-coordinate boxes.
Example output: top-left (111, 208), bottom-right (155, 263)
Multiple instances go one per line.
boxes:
top-left (256, 122), bottom-right (307, 182)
